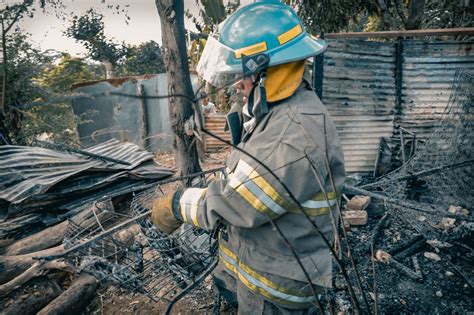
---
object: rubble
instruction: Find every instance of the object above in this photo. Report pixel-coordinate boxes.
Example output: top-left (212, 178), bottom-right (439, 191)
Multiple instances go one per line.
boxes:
top-left (0, 139), bottom-right (175, 314)
top-left (448, 205), bottom-right (469, 217)
top-left (342, 210), bottom-right (368, 226)
top-left (423, 252), bottom-right (441, 262)
top-left (346, 195), bottom-right (371, 210)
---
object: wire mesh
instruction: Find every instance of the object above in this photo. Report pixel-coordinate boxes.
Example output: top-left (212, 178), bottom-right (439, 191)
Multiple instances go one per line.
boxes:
top-left (367, 69), bottom-right (473, 216)
top-left (58, 168), bottom-right (224, 302)
top-left (363, 69), bottom-right (473, 284)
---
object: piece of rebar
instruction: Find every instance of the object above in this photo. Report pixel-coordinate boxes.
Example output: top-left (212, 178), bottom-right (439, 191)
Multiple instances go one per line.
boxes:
top-left (301, 113), bottom-right (369, 314)
top-left (399, 128), bottom-right (406, 162)
top-left (371, 243), bottom-right (379, 315)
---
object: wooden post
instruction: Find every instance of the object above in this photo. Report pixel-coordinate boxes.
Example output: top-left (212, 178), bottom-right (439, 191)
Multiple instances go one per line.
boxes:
top-left (155, 0), bottom-right (202, 182)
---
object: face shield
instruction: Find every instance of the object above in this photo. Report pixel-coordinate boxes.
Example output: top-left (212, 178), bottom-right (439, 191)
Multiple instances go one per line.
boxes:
top-left (196, 36), bottom-right (243, 88)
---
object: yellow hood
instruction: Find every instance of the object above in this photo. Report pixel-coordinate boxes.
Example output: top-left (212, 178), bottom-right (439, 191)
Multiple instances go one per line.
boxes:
top-left (265, 60), bottom-right (305, 102)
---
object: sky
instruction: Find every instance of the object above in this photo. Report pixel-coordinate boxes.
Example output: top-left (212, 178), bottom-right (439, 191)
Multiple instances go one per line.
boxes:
top-left (1, 0), bottom-right (248, 57)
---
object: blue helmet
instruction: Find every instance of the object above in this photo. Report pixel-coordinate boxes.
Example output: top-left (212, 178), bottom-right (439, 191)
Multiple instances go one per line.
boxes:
top-left (197, 0), bottom-right (326, 87)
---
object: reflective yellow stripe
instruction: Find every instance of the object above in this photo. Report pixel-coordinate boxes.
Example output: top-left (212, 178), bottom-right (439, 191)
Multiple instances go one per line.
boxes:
top-left (229, 173), bottom-right (277, 218)
top-left (250, 169), bottom-right (293, 209)
top-left (219, 244), bottom-right (316, 307)
top-left (229, 160), bottom-right (288, 217)
top-left (288, 192), bottom-right (339, 216)
top-left (278, 24), bottom-right (303, 45)
top-left (234, 41), bottom-right (268, 59)
top-left (229, 159), bottom-right (339, 217)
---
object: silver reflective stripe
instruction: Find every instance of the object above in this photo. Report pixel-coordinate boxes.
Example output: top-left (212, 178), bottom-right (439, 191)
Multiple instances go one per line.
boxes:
top-left (220, 250), bottom-right (317, 304)
top-left (233, 169), bottom-right (287, 215)
top-left (301, 198), bottom-right (337, 209)
top-left (179, 188), bottom-right (207, 226)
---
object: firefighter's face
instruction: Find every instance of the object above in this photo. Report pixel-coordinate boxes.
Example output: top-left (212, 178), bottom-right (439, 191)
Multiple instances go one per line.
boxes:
top-left (235, 77), bottom-right (254, 104)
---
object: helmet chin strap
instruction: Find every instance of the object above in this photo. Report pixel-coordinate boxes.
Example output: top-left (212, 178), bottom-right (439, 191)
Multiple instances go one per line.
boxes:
top-left (242, 70), bottom-right (269, 142)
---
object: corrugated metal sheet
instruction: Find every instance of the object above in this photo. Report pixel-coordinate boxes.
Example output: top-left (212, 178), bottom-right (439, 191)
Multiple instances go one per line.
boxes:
top-left (72, 74), bottom-right (201, 153)
top-left (72, 74), bottom-right (174, 152)
top-left (0, 139), bottom-right (173, 205)
top-left (204, 114), bottom-right (230, 151)
top-left (400, 41), bottom-right (474, 139)
top-left (323, 39), bottom-right (397, 173)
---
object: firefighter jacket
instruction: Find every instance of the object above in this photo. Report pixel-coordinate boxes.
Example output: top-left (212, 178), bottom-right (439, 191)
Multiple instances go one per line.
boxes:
top-left (177, 85), bottom-right (345, 308)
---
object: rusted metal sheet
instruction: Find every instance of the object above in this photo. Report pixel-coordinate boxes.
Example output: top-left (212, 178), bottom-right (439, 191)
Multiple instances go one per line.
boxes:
top-left (0, 139), bottom-right (173, 205)
top-left (204, 114), bottom-right (230, 151)
top-left (71, 74), bottom-right (174, 152)
top-left (323, 39), bottom-right (397, 173)
top-left (400, 41), bottom-right (474, 140)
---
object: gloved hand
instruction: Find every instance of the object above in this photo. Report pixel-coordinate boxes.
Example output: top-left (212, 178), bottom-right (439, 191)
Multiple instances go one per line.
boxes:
top-left (151, 190), bottom-right (182, 234)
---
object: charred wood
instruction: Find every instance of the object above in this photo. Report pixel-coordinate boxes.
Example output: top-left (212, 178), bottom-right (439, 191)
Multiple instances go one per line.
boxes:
top-left (0, 258), bottom-right (74, 297)
top-left (0, 245), bottom-right (64, 284)
top-left (2, 220), bottom-right (68, 256)
top-left (376, 250), bottom-right (423, 281)
top-left (1, 276), bottom-right (62, 315)
top-left (37, 273), bottom-right (98, 315)
top-left (387, 234), bottom-right (425, 256)
top-left (368, 212), bottom-right (390, 251)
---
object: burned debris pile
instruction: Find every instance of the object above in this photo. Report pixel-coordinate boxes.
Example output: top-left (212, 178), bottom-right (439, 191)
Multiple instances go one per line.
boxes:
top-left (0, 139), bottom-right (175, 313)
top-left (336, 70), bottom-right (473, 313)
top-left (0, 139), bottom-right (174, 238)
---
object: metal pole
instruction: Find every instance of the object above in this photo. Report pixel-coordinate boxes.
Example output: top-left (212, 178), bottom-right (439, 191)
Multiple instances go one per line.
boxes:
top-left (313, 33), bottom-right (325, 100)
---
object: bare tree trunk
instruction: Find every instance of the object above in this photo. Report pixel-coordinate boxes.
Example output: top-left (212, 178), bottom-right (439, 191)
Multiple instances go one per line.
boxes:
top-left (102, 60), bottom-right (116, 79)
top-left (0, 21), bottom-right (11, 145)
top-left (1, 21), bottom-right (6, 116)
top-left (155, 0), bottom-right (202, 181)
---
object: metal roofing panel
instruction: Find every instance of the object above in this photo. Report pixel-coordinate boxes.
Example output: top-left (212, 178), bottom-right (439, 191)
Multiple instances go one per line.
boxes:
top-left (323, 39), bottom-right (396, 174)
top-left (0, 139), bottom-right (172, 204)
top-left (400, 41), bottom-right (474, 138)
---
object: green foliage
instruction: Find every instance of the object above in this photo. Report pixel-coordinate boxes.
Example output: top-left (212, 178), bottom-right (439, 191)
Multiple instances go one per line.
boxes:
top-left (3, 30), bottom-right (50, 108)
top-left (65, 9), bottom-right (128, 68)
top-left (35, 53), bottom-right (104, 93)
top-left (1, 33), bottom-right (99, 146)
top-left (287, 0), bottom-right (473, 34)
top-left (285, 0), bottom-right (378, 33)
top-left (17, 103), bottom-right (81, 147)
top-left (119, 41), bottom-right (165, 76)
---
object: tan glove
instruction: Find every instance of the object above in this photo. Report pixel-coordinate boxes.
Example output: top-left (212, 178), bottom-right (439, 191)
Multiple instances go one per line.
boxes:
top-left (151, 191), bottom-right (181, 234)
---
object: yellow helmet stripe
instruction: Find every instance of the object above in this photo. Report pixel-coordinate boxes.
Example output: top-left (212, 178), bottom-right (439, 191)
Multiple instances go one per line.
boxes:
top-left (234, 41), bottom-right (268, 59)
top-left (278, 24), bottom-right (303, 45)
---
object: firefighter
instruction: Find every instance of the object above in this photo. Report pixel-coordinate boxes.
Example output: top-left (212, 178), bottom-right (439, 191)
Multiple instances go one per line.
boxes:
top-left (151, 0), bottom-right (345, 313)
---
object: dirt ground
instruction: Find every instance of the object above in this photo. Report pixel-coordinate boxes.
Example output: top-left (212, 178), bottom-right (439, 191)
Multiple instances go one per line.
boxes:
top-left (340, 206), bottom-right (473, 314)
top-left (87, 214), bottom-right (472, 314)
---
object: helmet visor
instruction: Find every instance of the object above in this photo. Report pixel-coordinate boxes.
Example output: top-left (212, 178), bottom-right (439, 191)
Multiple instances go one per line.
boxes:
top-left (196, 36), bottom-right (243, 88)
